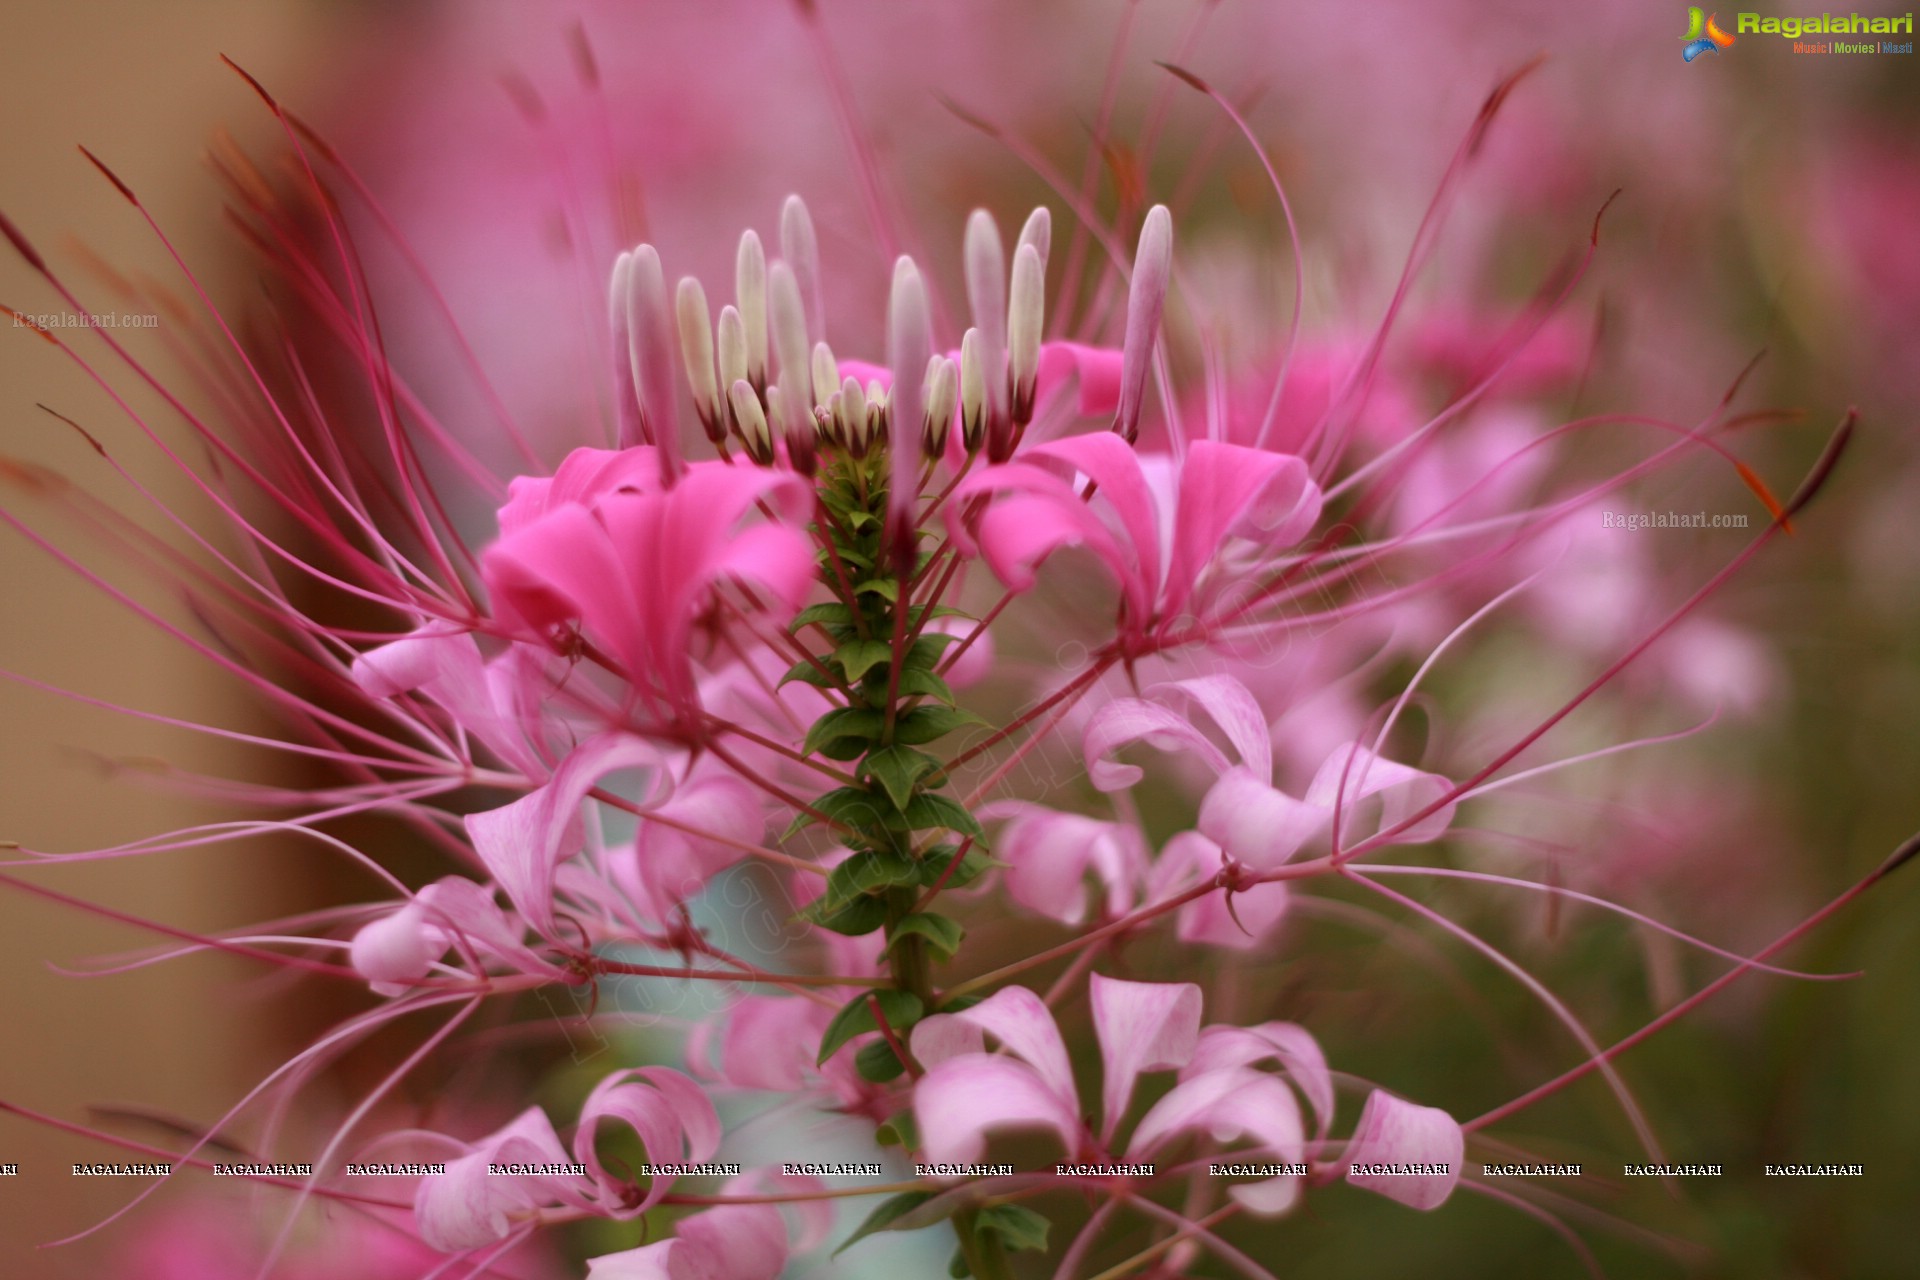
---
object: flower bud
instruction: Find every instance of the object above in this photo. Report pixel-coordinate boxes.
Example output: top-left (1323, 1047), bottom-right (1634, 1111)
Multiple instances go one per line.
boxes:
top-left (1115, 204), bottom-right (1172, 444)
top-left (964, 209), bottom-right (1007, 353)
top-left (922, 353), bottom-right (956, 458)
top-left (838, 376), bottom-right (868, 456)
top-left (734, 229), bottom-right (768, 388)
top-left (959, 327), bottom-right (988, 454)
top-left (1007, 242), bottom-right (1044, 428)
top-left (1017, 205), bottom-right (1052, 268)
top-left (716, 304), bottom-right (748, 395)
top-left (675, 276), bottom-right (721, 441)
top-left (781, 194), bottom-right (824, 338)
top-left (728, 377), bottom-right (772, 464)
top-left (607, 252), bottom-right (643, 449)
top-left (769, 260), bottom-right (811, 436)
top-left (811, 341), bottom-right (839, 411)
top-left (623, 244), bottom-right (682, 482)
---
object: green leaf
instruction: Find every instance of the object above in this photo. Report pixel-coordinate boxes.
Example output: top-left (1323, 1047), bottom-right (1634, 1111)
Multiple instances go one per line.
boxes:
top-left (791, 601), bottom-right (856, 632)
top-left (895, 668), bottom-right (955, 706)
top-left (802, 708), bottom-right (885, 759)
top-left (859, 746), bottom-right (941, 811)
top-left (894, 705), bottom-right (987, 746)
top-left (819, 846), bottom-right (921, 915)
top-left (833, 638), bottom-right (894, 683)
top-left (949, 1248), bottom-right (971, 1278)
top-left (900, 793), bottom-right (987, 843)
top-left (781, 786), bottom-right (889, 840)
top-left (825, 544), bottom-right (876, 571)
top-left (974, 1204), bottom-right (1050, 1254)
top-left (854, 577), bottom-right (899, 602)
top-left (887, 912), bottom-right (964, 961)
top-left (834, 1191), bottom-right (938, 1257)
top-left (875, 1112), bottom-right (920, 1151)
top-left (902, 633), bottom-right (959, 671)
top-left (817, 990), bottom-right (923, 1066)
top-left (854, 1038), bottom-right (908, 1083)
top-left (800, 893), bottom-right (890, 936)
top-left (778, 658), bottom-right (839, 690)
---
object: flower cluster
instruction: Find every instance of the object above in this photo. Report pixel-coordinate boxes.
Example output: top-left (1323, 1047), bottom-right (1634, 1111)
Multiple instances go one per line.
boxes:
top-left (0, 40), bottom-right (1893, 1280)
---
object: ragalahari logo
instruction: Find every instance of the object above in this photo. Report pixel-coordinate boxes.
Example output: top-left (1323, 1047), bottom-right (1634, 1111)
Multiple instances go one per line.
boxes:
top-left (1682, 7), bottom-right (1739, 58)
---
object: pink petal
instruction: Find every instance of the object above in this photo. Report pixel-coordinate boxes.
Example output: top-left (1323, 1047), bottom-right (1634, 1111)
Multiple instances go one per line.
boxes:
top-left (464, 734), bottom-right (669, 939)
top-left (350, 899), bottom-right (443, 997)
top-left (1083, 698), bottom-right (1234, 793)
top-left (674, 1203), bottom-right (788, 1280)
top-left (1197, 769), bottom-right (1325, 868)
top-left (1035, 340), bottom-right (1125, 417)
top-left (618, 772), bottom-right (766, 924)
top-left (1127, 1067), bottom-right (1306, 1215)
top-left (913, 1056), bottom-right (1082, 1165)
top-left (1343, 1089), bottom-right (1464, 1211)
top-left (1182, 1023), bottom-right (1334, 1138)
top-left (988, 802), bottom-right (1144, 926)
top-left (415, 1108), bottom-right (582, 1253)
top-left (1090, 973), bottom-right (1201, 1137)
top-left (495, 445), bottom-right (666, 537)
top-left (1024, 433), bottom-right (1163, 602)
top-left (907, 1013), bottom-right (986, 1069)
top-left (1304, 743), bottom-right (1456, 845)
top-left (944, 985), bottom-right (1077, 1104)
top-left (928, 616), bottom-right (994, 689)
top-left (1151, 832), bottom-right (1293, 951)
top-left (573, 1068), bottom-right (722, 1216)
top-left (414, 876), bottom-right (561, 980)
top-left (1149, 675), bottom-right (1273, 782)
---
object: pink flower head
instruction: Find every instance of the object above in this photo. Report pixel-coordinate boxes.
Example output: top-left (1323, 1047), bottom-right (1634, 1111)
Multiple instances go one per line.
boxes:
top-left (1086, 674), bottom-right (1456, 865)
top-left (482, 451), bottom-right (813, 728)
top-left (349, 874), bottom-right (565, 994)
top-left (911, 976), bottom-right (1199, 1163)
top-left (951, 433), bottom-right (1322, 657)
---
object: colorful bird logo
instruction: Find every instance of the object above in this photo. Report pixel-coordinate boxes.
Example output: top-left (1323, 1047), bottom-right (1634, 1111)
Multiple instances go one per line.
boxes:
top-left (1682, 7), bottom-right (1737, 60)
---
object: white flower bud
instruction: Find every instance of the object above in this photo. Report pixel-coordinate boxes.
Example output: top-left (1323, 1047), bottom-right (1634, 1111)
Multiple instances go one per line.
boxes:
top-left (922, 354), bottom-right (956, 457)
top-left (839, 375), bottom-right (868, 455)
top-left (781, 194), bottom-right (824, 339)
top-left (959, 327), bottom-right (988, 454)
top-left (1007, 242), bottom-right (1044, 427)
top-left (734, 229), bottom-right (768, 388)
top-left (811, 341), bottom-right (839, 411)
top-left (1017, 205), bottom-right (1052, 269)
top-left (728, 377), bottom-right (772, 464)
top-left (1115, 204), bottom-right (1173, 444)
top-left (769, 260), bottom-right (811, 436)
top-left (675, 276), bottom-right (720, 441)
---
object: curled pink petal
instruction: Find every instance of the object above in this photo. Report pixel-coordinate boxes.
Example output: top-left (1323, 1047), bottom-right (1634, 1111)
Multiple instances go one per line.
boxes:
top-left (1083, 698), bottom-right (1234, 792)
top-left (1343, 1089), bottom-right (1464, 1211)
top-left (988, 802), bottom-right (1145, 925)
top-left (1182, 1023), bottom-right (1335, 1138)
top-left (1305, 742), bottom-right (1457, 845)
top-left (573, 1067), bottom-right (722, 1215)
top-left (1127, 1066), bottom-right (1306, 1215)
